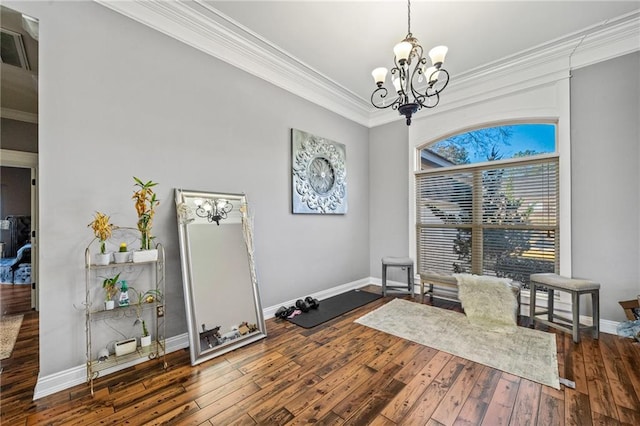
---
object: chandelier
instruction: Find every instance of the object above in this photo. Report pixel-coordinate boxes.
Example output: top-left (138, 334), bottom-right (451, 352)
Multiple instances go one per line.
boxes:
top-left (370, 0), bottom-right (450, 125)
top-left (193, 198), bottom-right (233, 225)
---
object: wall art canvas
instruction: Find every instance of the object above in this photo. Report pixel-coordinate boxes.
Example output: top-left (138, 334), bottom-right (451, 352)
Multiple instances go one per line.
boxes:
top-left (291, 129), bottom-right (347, 214)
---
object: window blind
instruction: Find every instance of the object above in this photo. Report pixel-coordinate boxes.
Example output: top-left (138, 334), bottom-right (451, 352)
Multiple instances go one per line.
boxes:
top-left (416, 156), bottom-right (559, 286)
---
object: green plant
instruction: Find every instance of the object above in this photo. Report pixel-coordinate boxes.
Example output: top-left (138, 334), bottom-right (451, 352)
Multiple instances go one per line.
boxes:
top-left (88, 212), bottom-right (114, 254)
top-left (132, 177), bottom-right (160, 250)
top-left (102, 273), bottom-right (120, 302)
top-left (130, 287), bottom-right (163, 336)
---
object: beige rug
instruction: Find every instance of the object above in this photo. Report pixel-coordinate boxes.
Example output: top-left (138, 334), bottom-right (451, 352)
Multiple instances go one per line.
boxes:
top-left (355, 299), bottom-right (559, 389)
top-left (0, 314), bottom-right (24, 360)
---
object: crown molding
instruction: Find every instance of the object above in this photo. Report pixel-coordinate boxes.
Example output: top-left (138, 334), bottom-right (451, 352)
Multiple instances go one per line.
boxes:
top-left (95, 0), bottom-right (371, 126)
top-left (96, 1), bottom-right (639, 129)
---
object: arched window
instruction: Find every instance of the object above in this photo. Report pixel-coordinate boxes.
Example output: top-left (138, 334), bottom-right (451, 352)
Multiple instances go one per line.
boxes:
top-left (416, 123), bottom-right (558, 286)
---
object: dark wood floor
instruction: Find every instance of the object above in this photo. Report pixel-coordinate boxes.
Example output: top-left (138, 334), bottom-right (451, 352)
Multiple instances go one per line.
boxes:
top-left (1, 286), bottom-right (640, 425)
top-left (0, 284), bottom-right (32, 316)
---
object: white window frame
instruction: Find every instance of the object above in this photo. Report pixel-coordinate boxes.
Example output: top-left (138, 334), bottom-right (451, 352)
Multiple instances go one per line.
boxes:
top-left (408, 79), bottom-right (573, 309)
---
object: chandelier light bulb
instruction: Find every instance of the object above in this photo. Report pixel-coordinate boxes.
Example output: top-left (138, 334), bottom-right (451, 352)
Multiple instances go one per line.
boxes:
top-left (393, 41), bottom-right (413, 64)
top-left (425, 66), bottom-right (440, 83)
top-left (371, 67), bottom-right (388, 86)
top-left (428, 45), bottom-right (448, 67)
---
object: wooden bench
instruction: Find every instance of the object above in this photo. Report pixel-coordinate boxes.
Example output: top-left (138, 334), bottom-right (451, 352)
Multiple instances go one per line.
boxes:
top-left (530, 273), bottom-right (600, 343)
top-left (419, 272), bottom-right (459, 302)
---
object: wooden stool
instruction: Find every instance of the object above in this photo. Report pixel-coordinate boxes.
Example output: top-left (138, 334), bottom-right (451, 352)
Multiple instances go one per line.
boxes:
top-left (529, 273), bottom-right (600, 343)
top-left (381, 257), bottom-right (414, 297)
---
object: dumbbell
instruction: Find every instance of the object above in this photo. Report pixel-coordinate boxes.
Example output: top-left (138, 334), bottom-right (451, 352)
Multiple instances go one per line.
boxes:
top-left (305, 296), bottom-right (320, 309)
top-left (296, 299), bottom-right (311, 312)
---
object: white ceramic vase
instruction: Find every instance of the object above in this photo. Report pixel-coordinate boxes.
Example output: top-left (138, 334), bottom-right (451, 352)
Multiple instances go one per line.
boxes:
top-left (140, 335), bottom-right (152, 347)
top-left (132, 249), bottom-right (158, 263)
top-left (113, 251), bottom-right (130, 264)
top-left (104, 300), bottom-right (115, 310)
top-left (94, 252), bottom-right (111, 266)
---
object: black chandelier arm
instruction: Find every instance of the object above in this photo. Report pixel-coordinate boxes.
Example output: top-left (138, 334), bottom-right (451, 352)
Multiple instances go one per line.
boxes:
top-left (415, 67), bottom-right (450, 98)
top-left (371, 86), bottom-right (401, 110)
top-left (429, 68), bottom-right (450, 95)
top-left (416, 91), bottom-right (441, 109)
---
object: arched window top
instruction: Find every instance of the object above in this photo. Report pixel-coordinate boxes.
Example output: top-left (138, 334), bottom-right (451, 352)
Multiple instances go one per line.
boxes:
top-left (421, 123), bottom-right (556, 170)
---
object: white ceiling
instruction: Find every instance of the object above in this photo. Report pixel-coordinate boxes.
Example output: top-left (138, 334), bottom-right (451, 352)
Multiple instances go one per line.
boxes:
top-left (207, 1), bottom-right (640, 103)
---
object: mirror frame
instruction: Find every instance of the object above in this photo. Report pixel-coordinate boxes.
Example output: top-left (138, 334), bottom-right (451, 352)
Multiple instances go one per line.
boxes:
top-left (175, 189), bottom-right (267, 365)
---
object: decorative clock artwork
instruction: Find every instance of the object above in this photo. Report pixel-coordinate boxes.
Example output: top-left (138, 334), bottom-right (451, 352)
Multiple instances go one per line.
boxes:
top-left (291, 129), bottom-right (347, 214)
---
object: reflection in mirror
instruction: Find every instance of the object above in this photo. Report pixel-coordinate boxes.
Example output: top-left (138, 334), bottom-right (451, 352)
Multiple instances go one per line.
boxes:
top-left (175, 189), bottom-right (266, 365)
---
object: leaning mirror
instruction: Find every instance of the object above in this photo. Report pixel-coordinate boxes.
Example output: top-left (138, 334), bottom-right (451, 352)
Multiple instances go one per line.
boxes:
top-left (175, 189), bottom-right (267, 365)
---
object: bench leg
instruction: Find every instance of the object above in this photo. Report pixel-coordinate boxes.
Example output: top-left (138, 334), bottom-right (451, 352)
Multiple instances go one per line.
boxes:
top-left (408, 265), bottom-right (413, 298)
top-left (548, 289), bottom-right (555, 322)
top-left (382, 265), bottom-right (387, 297)
top-left (592, 290), bottom-right (599, 339)
top-left (530, 282), bottom-right (537, 328)
top-left (572, 291), bottom-right (580, 343)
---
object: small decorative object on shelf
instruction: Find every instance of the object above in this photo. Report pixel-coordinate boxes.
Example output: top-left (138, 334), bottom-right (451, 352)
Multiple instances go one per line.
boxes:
top-left (113, 242), bottom-right (129, 263)
top-left (102, 273), bottom-right (120, 310)
top-left (132, 177), bottom-right (160, 261)
top-left (118, 280), bottom-right (130, 307)
top-left (88, 211), bottom-right (114, 265)
top-left (140, 334), bottom-right (152, 347)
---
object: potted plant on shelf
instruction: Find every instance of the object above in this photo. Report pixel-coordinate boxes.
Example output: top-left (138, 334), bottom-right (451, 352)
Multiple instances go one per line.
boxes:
top-left (131, 177), bottom-right (160, 263)
top-left (102, 272), bottom-right (120, 310)
top-left (88, 211), bottom-right (114, 265)
top-left (131, 288), bottom-right (163, 347)
top-left (113, 242), bottom-right (130, 264)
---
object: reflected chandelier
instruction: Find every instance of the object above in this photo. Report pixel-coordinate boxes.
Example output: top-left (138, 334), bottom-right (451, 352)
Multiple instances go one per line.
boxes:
top-left (194, 198), bottom-right (232, 225)
top-left (370, 0), bottom-right (450, 126)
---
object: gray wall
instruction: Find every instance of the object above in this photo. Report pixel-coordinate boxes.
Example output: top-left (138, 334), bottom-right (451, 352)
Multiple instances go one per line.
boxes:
top-left (369, 120), bottom-right (409, 279)
top-left (6, 1), bottom-right (369, 376)
top-left (571, 52), bottom-right (640, 321)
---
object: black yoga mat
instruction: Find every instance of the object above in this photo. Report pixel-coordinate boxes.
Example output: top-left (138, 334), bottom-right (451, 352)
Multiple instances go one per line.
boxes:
top-left (288, 289), bottom-right (382, 329)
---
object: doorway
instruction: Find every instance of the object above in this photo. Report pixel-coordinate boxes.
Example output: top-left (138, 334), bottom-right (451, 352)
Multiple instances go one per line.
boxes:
top-left (0, 164), bottom-right (36, 314)
top-left (1, 4), bottom-right (39, 315)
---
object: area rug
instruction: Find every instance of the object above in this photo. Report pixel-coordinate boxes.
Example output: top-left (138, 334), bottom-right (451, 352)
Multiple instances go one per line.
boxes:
top-left (0, 314), bottom-right (23, 360)
top-left (355, 299), bottom-right (559, 389)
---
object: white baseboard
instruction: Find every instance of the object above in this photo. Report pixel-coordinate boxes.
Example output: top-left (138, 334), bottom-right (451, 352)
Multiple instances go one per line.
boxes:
top-left (33, 333), bottom-right (189, 400)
